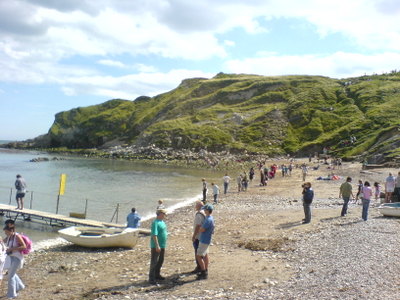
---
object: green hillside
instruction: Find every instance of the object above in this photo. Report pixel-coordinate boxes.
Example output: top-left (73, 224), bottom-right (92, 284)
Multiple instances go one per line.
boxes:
top-left (37, 72), bottom-right (400, 162)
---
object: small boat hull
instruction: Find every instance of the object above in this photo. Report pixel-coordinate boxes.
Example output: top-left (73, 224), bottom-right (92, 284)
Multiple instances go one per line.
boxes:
top-left (378, 203), bottom-right (400, 217)
top-left (59, 226), bottom-right (140, 248)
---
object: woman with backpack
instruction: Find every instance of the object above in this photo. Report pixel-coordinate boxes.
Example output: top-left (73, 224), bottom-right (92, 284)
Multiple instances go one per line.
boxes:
top-left (4, 225), bottom-right (26, 299)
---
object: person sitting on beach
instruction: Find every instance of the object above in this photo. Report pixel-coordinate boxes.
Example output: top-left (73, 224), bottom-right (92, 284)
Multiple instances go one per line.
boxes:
top-left (127, 208), bottom-right (141, 228)
top-left (196, 204), bottom-right (215, 280)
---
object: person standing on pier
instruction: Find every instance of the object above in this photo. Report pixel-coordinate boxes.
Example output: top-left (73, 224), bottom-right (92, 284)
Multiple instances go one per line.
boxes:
top-left (149, 209), bottom-right (168, 285)
top-left (14, 175), bottom-right (27, 210)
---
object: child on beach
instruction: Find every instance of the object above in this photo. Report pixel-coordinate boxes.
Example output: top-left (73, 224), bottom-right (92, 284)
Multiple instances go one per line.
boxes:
top-left (355, 180), bottom-right (363, 203)
top-left (374, 182), bottom-right (381, 202)
top-left (156, 200), bottom-right (165, 210)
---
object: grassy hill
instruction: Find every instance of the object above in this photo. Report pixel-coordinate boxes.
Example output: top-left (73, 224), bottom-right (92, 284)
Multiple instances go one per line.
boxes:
top-left (35, 72), bottom-right (400, 162)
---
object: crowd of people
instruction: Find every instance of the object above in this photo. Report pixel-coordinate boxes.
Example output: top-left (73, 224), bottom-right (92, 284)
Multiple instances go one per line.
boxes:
top-left (7, 165), bottom-right (400, 292)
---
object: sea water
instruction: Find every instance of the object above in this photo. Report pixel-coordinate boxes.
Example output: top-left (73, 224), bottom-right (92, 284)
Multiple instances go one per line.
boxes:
top-left (0, 148), bottom-right (222, 243)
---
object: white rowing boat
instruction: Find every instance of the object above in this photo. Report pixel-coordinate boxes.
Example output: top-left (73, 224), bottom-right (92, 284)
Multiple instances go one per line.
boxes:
top-left (378, 203), bottom-right (400, 217)
top-left (58, 226), bottom-right (140, 248)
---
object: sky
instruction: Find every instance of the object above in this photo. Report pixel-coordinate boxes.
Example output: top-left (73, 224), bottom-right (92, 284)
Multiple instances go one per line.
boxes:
top-left (1, 0), bottom-right (400, 140)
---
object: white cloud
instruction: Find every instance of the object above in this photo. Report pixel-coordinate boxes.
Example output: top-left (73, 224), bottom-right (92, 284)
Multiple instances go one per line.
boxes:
top-left (224, 51), bottom-right (400, 78)
top-left (60, 69), bottom-right (214, 100)
top-left (97, 59), bottom-right (126, 68)
top-left (1, 0), bottom-right (400, 99)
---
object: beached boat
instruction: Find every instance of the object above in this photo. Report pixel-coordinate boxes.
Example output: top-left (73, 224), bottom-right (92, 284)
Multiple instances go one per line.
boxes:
top-left (378, 203), bottom-right (400, 217)
top-left (58, 226), bottom-right (141, 248)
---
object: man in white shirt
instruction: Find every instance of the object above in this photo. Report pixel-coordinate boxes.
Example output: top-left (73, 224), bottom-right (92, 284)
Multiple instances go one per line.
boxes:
top-left (385, 173), bottom-right (396, 203)
top-left (222, 174), bottom-right (231, 194)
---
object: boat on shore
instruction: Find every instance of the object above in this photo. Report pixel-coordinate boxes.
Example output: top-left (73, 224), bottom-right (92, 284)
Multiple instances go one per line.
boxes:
top-left (58, 226), bottom-right (144, 248)
top-left (378, 203), bottom-right (400, 217)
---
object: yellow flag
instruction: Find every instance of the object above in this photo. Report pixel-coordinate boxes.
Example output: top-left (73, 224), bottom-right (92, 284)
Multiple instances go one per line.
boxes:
top-left (59, 174), bottom-right (67, 195)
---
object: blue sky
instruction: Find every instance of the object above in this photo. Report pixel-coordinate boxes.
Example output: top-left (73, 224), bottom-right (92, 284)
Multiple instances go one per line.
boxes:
top-left (1, 0), bottom-right (400, 140)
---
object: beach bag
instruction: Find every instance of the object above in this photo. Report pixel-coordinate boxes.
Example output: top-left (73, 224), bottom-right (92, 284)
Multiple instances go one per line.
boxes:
top-left (19, 233), bottom-right (33, 255)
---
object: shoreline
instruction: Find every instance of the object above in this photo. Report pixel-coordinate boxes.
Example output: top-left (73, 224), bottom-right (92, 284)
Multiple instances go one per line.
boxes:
top-left (10, 160), bottom-right (400, 300)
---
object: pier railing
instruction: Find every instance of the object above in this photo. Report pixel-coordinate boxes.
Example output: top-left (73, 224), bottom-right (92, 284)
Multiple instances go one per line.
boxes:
top-left (0, 186), bottom-right (127, 226)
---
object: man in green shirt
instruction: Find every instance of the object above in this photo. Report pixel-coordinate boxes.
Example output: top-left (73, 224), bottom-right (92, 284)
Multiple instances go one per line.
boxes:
top-left (149, 209), bottom-right (168, 284)
top-left (339, 177), bottom-right (355, 216)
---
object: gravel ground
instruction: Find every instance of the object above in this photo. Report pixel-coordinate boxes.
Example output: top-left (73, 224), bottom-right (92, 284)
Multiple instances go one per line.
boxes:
top-left (8, 161), bottom-right (400, 300)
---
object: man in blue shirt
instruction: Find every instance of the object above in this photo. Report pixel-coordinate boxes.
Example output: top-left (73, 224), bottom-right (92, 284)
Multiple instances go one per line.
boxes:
top-left (126, 208), bottom-right (141, 228)
top-left (196, 204), bottom-right (215, 280)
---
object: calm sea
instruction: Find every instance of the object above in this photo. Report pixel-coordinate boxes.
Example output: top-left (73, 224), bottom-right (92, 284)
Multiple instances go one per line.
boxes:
top-left (0, 148), bottom-right (221, 244)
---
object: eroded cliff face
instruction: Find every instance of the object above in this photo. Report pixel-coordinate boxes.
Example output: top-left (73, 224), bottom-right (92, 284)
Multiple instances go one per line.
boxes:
top-left (23, 72), bottom-right (400, 161)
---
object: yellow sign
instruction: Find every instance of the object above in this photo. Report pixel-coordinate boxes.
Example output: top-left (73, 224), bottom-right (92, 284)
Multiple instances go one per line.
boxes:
top-left (59, 174), bottom-right (67, 195)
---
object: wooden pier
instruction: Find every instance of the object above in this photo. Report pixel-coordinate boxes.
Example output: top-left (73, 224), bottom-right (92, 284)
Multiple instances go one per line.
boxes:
top-left (0, 204), bottom-right (125, 228)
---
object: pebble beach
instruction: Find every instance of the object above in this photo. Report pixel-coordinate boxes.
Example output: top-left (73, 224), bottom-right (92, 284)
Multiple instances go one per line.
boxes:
top-left (8, 161), bottom-right (400, 300)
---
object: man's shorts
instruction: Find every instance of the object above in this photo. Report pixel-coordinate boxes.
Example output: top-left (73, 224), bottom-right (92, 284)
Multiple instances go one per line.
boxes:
top-left (16, 192), bottom-right (25, 199)
top-left (386, 187), bottom-right (394, 193)
top-left (196, 242), bottom-right (210, 257)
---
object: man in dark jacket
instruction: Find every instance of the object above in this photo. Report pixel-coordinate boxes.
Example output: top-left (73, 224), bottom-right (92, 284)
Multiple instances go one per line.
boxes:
top-left (302, 182), bottom-right (314, 224)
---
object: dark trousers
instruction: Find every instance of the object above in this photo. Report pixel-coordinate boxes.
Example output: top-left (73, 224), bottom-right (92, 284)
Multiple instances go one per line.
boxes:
top-left (341, 196), bottom-right (350, 216)
top-left (224, 182), bottom-right (228, 194)
top-left (303, 202), bottom-right (311, 223)
top-left (394, 187), bottom-right (400, 202)
top-left (149, 248), bottom-right (165, 281)
top-left (193, 239), bottom-right (200, 269)
top-left (202, 189), bottom-right (207, 202)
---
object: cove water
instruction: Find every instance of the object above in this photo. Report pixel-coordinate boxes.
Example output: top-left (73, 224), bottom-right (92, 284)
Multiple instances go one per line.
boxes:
top-left (0, 148), bottom-right (221, 244)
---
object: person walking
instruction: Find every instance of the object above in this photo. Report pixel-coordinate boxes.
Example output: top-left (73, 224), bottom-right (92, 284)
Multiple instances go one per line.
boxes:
top-left (149, 209), bottom-right (168, 284)
top-left (355, 179), bottom-right (363, 203)
top-left (237, 174), bottom-right (243, 192)
top-left (191, 201), bottom-right (205, 274)
top-left (222, 174), bottom-right (231, 194)
top-left (373, 182), bottom-right (382, 202)
top-left (196, 204), bottom-right (215, 280)
top-left (301, 164), bottom-right (308, 182)
top-left (385, 173), bottom-right (396, 203)
top-left (14, 175), bottom-right (27, 210)
top-left (201, 179), bottom-right (208, 203)
top-left (126, 208), bottom-right (141, 228)
top-left (361, 181), bottom-right (373, 221)
top-left (4, 225), bottom-right (26, 298)
top-left (211, 183), bottom-right (220, 204)
top-left (302, 182), bottom-right (314, 224)
top-left (394, 171), bottom-right (400, 202)
top-left (339, 177), bottom-right (354, 216)
top-left (249, 167), bottom-right (255, 182)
